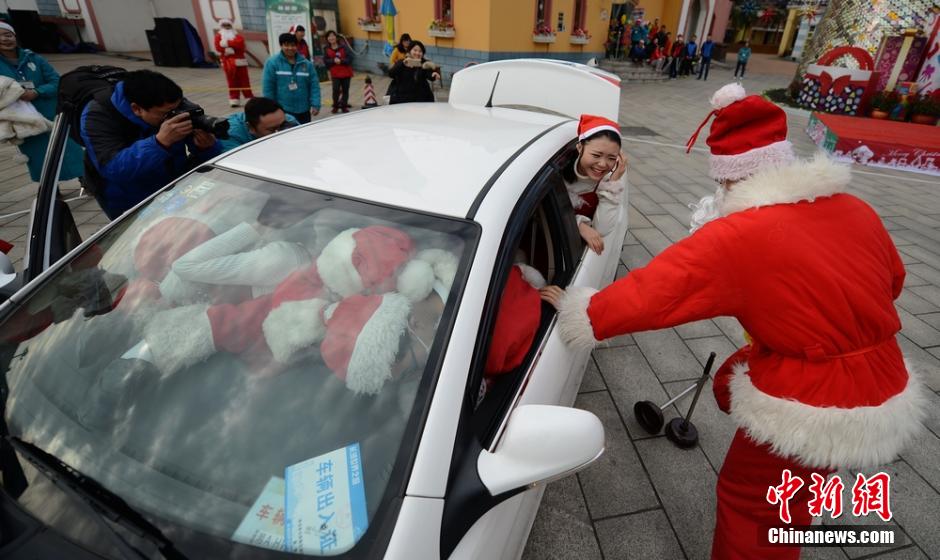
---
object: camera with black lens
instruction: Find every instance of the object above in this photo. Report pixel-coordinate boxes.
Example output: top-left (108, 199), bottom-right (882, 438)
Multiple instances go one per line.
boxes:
top-left (165, 98), bottom-right (230, 139)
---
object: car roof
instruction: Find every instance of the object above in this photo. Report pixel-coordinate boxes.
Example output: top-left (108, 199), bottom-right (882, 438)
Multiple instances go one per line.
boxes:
top-left (214, 103), bottom-right (569, 218)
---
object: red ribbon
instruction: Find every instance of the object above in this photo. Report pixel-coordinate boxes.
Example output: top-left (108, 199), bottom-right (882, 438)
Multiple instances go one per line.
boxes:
top-left (685, 109), bottom-right (718, 153)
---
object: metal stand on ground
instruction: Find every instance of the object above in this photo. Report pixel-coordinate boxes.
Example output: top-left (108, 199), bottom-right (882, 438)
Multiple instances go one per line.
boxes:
top-left (633, 352), bottom-right (717, 449)
top-left (665, 352), bottom-right (716, 449)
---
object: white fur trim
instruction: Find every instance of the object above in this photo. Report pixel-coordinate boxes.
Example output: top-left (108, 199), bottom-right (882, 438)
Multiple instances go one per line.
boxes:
top-left (516, 263), bottom-right (546, 289)
top-left (397, 259), bottom-right (435, 302)
top-left (316, 228), bottom-right (363, 297)
top-left (709, 140), bottom-right (796, 181)
top-left (345, 293), bottom-right (411, 395)
top-left (710, 82), bottom-right (747, 109)
top-left (579, 124), bottom-right (620, 141)
top-left (557, 286), bottom-right (601, 351)
top-left (263, 298), bottom-right (328, 364)
top-left (417, 249), bottom-right (458, 293)
top-left (719, 153), bottom-right (851, 216)
top-left (729, 361), bottom-right (929, 469)
top-left (144, 304), bottom-right (214, 375)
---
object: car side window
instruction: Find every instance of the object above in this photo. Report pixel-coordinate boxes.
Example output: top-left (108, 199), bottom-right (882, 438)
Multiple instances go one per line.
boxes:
top-left (469, 166), bottom-right (580, 445)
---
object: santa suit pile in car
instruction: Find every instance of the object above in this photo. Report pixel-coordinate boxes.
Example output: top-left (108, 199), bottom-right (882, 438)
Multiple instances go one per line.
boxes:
top-left (556, 83), bottom-right (929, 560)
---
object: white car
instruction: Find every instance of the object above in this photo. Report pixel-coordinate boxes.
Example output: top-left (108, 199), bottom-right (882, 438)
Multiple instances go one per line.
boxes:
top-left (0, 60), bottom-right (627, 559)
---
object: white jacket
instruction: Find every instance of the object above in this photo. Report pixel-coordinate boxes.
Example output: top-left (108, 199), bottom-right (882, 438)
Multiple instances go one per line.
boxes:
top-left (566, 166), bottom-right (627, 237)
top-left (0, 76), bottom-right (52, 144)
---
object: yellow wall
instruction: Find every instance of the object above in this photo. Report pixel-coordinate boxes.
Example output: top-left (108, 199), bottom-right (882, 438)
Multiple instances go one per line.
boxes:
top-left (339, 0), bottom-right (616, 54)
top-left (659, 0), bottom-right (683, 36)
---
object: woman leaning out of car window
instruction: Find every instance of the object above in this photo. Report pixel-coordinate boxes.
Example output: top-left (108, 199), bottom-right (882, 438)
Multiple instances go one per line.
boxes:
top-left (562, 114), bottom-right (628, 255)
top-left (388, 40), bottom-right (441, 104)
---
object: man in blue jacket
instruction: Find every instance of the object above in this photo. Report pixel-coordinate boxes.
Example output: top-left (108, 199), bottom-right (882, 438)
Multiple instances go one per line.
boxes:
top-left (697, 35), bottom-right (715, 81)
top-left (682, 34), bottom-right (697, 76)
top-left (263, 33), bottom-right (321, 124)
top-left (80, 70), bottom-right (221, 219)
top-left (218, 96), bottom-right (299, 151)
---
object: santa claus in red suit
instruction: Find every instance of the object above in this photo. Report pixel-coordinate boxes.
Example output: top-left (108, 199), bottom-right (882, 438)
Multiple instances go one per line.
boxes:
top-left (215, 19), bottom-right (254, 107)
top-left (548, 83), bottom-right (929, 560)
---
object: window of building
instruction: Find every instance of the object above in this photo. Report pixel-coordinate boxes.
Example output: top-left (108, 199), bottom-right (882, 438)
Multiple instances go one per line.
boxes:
top-left (435, 0), bottom-right (453, 23)
top-left (573, 0), bottom-right (586, 30)
top-left (535, 0), bottom-right (553, 30)
top-left (364, 0), bottom-right (379, 19)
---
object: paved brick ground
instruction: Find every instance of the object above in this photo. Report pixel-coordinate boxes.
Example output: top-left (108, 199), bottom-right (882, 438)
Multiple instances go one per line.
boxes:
top-left (0, 53), bottom-right (938, 560)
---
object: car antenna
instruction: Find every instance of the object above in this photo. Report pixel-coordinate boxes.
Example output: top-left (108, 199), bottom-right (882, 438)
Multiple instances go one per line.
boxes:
top-left (485, 71), bottom-right (500, 108)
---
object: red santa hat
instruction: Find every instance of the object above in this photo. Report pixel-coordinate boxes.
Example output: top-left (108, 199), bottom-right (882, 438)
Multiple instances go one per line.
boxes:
top-left (316, 226), bottom-right (435, 302)
top-left (320, 293), bottom-right (412, 395)
top-left (686, 82), bottom-right (795, 181)
top-left (578, 114), bottom-right (621, 142)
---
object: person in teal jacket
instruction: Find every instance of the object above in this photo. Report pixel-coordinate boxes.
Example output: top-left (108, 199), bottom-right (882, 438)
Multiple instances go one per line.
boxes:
top-left (262, 33), bottom-right (320, 124)
top-left (0, 22), bottom-right (84, 182)
top-left (218, 96), bottom-right (299, 151)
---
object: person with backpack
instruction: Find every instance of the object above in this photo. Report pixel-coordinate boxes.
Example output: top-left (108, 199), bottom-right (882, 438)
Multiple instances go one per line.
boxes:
top-left (262, 33), bottom-right (321, 124)
top-left (0, 21), bottom-right (84, 183)
top-left (79, 70), bottom-right (221, 219)
top-left (323, 30), bottom-right (353, 113)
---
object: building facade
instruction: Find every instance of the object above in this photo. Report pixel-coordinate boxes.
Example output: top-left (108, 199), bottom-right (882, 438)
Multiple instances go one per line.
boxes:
top-left (8, 0), bottom-right (733, 75)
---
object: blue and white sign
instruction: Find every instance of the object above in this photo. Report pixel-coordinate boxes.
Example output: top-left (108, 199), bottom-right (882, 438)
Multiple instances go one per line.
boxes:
top-left (285, 443), bottom-right (368, 555)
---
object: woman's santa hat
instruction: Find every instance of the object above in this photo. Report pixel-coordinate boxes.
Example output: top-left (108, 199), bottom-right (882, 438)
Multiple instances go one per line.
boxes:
top-left (686, 83), bottom-right (795, 182)
top-left (578, 114), bottom-right (621, 142)
top-left (320, 293), bottom-right (412, 395)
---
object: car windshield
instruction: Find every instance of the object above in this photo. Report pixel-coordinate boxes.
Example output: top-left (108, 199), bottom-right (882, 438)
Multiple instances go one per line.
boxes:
top-left (0, 168), bottom-right (476, 558)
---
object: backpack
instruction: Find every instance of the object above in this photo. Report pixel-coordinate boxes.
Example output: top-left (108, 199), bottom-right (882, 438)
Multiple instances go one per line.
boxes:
top-left (57, 65), bottom-right (127, 145)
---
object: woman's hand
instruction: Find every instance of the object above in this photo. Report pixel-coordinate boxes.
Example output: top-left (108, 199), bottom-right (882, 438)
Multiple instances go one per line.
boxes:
top-left (610, 150), bottom-right (628, 182)
top-left (539, 286), bottom-right (564, 310)
top-left (19, 89), bottom-right (38, 102)
top-left (578, 222), bottom-right (604, 255)
top-left (431, 71), bottom-right (441, 81)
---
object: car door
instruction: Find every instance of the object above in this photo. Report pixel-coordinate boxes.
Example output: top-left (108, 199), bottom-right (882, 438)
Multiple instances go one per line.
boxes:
top-left (23, 111), bottom-right (83, 285)
top-left (444, 150), bottom-right (610, 560)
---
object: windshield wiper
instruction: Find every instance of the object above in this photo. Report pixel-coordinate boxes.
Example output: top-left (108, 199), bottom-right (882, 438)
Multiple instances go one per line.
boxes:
top-left (7, 436), bottom-right (189, 560)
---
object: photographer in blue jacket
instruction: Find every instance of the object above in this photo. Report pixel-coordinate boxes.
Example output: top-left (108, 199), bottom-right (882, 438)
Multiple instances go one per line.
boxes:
top-left (80, 70), bottom-right (221, 219)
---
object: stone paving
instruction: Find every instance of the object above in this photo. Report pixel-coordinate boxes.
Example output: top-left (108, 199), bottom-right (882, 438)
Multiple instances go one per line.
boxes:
top-left (0, 53), bottom-right (938, 560)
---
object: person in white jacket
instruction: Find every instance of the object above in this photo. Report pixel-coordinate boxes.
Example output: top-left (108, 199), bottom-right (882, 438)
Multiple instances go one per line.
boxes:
top-left (563, 114), bottom-right (627, 254)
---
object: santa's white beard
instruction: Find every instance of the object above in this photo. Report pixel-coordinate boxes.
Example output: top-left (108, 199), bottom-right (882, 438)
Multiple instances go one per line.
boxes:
top-left (688, 186), bottom-right (725, 234)
top-left (220, 29), bottom-right (237, 42)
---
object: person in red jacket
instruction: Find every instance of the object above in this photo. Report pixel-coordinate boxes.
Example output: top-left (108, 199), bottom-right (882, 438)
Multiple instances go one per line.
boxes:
top-left (324, 30), bottom-right (354, 113)
top-left (544, 83), bottom-right (928, 560)
top-left (215, 19), bottom-right (254, 107)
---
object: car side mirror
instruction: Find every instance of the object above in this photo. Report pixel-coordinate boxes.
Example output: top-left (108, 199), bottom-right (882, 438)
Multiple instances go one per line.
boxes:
top-left (477, 404), bottom-right (604, 496)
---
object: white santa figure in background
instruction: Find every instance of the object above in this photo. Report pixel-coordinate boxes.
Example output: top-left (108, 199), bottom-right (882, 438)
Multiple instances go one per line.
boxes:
top-left (544, 82), bottom-right (929, 560)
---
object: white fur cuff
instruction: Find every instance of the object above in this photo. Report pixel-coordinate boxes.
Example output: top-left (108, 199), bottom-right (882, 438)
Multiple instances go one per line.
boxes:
top-left (557, 286), bottom-right (600, 351)
top-left (263, 298), bottom-right (328, 364)
top-left (143, 304), bottom-right (214, 376)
